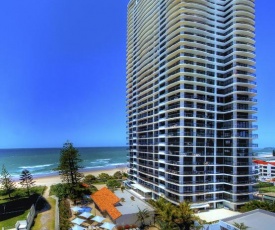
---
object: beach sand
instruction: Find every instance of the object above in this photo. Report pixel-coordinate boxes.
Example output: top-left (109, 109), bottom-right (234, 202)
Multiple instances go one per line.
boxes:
top-left (15, 166), bottom-right (127, 187)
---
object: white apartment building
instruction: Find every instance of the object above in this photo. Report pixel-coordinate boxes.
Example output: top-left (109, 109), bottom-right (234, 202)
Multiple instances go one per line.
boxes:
top-left (126, 0), bottom-right (258, 210)
top-left (254, 159), bottom-right (275, 180)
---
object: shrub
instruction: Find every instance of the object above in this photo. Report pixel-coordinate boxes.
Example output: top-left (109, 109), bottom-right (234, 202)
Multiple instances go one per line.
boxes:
top-left (13, 188), bottom-right (28, 198)
top-left (106, 179), bottom-right (121, 190)
top-left (97, 173), bottom-right (111, 182)
top-left (59, 198), bottom-right (72, 230)
top-left (83, 174), bottom-right (97, 185)
top-left (113, 171), bottom-right (123, 179)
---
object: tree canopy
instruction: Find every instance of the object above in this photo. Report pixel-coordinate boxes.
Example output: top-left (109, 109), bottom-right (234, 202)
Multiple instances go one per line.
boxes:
top-left (20, 169), bottom-right (35, 196)
top-left (83, 174), bottom-right (97, 185)
top-left (55, 141), bottom-right (83, 202)
top-left (113, 171), bottom-right (123, 179)
top-left (240, 200), bottom-right (275, 213)
top-left (136, 207), bottom-right (150, 229)
top-left (0, 165), bottom-right (15, 199)
top-left (149, 198), bottom-right (200, 230)
top-left (98, 172), bottom-right (111, 182)
top-left (106, 179), bottom-right (121, 190)
top-left (55, 141), bottom-right (83, 184)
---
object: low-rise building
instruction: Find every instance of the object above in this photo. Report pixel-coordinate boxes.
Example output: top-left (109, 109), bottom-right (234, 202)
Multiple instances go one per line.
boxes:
top-left (91, 187), bottom-right (154, 226)
top-left (219, 209), bottom-right (275, 230)
top-left (253, 159), bottom-right (275, 179)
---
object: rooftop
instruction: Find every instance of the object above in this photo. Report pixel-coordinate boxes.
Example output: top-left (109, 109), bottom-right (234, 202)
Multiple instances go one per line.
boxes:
top-left (91, 187), bottom-right (154, 221)
top-left (221, 209), bottom-right (275, 230)
top-left (196, 208), bottom-right (241, 222)
top-left (91, 187), bottom-right (122, 220)
top-left (114, 189), bottom-right (154, 215)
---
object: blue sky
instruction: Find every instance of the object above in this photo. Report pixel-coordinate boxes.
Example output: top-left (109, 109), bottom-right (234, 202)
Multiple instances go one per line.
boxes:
top-left (0, 0), bottom-right (274, 148)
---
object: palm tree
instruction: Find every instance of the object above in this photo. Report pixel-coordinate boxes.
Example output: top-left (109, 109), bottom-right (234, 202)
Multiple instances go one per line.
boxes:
top-left (173, 202), bottom-right (200, 230)
top-left (149, 197), bottom-right (176, 226)
top-left (136, 207), bottom-right (150, 229)
top-left (155, 219), bottom-right (177, 230)
top-left (233, 222), bottom-right (249, 230)
top-left (150, 198), bottom-right (201, 230)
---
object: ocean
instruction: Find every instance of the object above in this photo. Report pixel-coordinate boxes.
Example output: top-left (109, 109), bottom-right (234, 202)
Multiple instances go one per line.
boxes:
top-left (0, 147), bottom-right (127, 179)
top-left (0, 146), bottom-right (272, 180)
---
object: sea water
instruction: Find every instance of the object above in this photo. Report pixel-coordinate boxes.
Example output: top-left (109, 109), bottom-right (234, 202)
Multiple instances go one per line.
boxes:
top-left (0, 147), bottom-right (127, 179)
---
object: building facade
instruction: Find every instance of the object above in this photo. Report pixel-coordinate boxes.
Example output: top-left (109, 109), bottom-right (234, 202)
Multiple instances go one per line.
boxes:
top-left (253, 159), bottom-right (275, 180)
top-left (126, 0), bottom-right (257, 210)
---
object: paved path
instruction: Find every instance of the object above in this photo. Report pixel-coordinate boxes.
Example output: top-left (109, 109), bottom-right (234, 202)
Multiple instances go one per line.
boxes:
top-left (35, 187), bottom-right (53, 230)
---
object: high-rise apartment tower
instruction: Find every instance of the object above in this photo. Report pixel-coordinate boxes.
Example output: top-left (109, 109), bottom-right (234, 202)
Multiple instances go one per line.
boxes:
top-left (126, 0), bottom-right (257, 210)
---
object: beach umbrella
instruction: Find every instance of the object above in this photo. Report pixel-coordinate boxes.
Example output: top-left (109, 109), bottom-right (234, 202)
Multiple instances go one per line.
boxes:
top-left (71, 206), bottom-right (83, 212)
top-left (71, 225), bottom-right (85, 230)
top-left (79, 211), bottom-right (92, 219)
top-left (71, 217), bottom-right (85, 225)
top-left (81, 206), bottom-right (92, 212)
top-left (100, 222), bottom-right (116, 230)
top-left (92, 215), bottom-right (105, 223)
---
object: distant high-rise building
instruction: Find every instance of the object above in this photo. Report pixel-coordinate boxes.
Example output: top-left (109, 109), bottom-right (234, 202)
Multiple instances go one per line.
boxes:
top-left (126, 0), bottom-right (257, 210)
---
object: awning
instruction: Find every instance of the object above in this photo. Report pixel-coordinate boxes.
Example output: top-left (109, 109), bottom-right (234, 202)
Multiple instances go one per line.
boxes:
top-left (131, 183), bottom-right (152, 193)
top-left (190, 203), bottom-right (210, 209)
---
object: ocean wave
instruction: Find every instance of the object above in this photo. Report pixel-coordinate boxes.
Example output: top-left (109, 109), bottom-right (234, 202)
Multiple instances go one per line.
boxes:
top-left (97, 158), bottom-right (111, 161)
top-left (84, 166), bottom-right (105, 169)
top-left (19, 164), bottom-right (54, 169)
top-left (90, 159), bottom-right (111, 164)
top-left (84, 163), bottom-right (127, 169)
top-left (109, 163), bottom-right (127, 166)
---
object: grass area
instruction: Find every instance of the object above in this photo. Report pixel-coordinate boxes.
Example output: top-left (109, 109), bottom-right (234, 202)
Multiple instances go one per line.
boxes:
top-left (259, 186), bottom-right (275, 193)
top-left (0, 210), bottom-right (29, 229)
top-left (0, 186), bottom-right (46, 204)
top-left (258, 182), bottom-right (275, 193)
top-left (0, 186), bottom-right (46, 228)
top-left (32, 197), bottom-right (56, 230)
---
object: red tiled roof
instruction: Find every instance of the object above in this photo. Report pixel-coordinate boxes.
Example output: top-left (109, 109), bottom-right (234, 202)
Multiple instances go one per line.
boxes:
top-left (253, 159), bottom-right (275, 166)
top-left (91, 187), bottom-right (122, 220)
top-left (82, 183), bottom-right (89, 188)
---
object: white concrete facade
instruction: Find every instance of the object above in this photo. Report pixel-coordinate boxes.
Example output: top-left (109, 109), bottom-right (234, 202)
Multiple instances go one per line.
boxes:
top-left (126, 0), bottom-right (257, 211)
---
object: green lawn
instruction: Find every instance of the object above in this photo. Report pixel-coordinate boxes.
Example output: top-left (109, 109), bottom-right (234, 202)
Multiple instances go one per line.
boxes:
top-left (0, 210), bottom-right (29, 229)
top-left (259, 186), bottom-right (275, 193)
top-left (0, 186), bottom-right (46, 228)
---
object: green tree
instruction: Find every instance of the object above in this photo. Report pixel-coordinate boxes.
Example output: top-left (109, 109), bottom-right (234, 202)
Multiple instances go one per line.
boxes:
top-left (136, 207), bottom-right (150, 229)
top-left (150, 198), bottom-right (201, 230)
top-left (59, 199), bottom-right (72, 230)
top-left (98, 172), bottom-right (110, 182)
top-left (19, 169), bottom-right (35, 196)
top-left (50, 183), bottom-right (69, 200)
top-left (83, 174), bottom-right (97, 185)
top-left (0, 165), bottom-right (16, 199)
top-left (174, 202), bottom-right (199, 230)
top-left (149, 197), bottom-right (176, 228)
top-left (106, 179), bottom-right (121, 191)
top-left (113, 171), bottom-right (123, 179)
top-left (121, 185), bottom-right (125, 193)
top-left (240, 200), bottom-right (274, 213)
top-left (233, 222), bottom-right (249, 230)
top-left (55, 141), bottom-right (83, 201)
top-left (155, 219), bottom-right (177, 230)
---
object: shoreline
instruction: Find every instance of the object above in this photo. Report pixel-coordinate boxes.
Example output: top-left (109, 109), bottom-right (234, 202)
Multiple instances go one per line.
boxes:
top-left (13, 165), bottom-right (128, 187)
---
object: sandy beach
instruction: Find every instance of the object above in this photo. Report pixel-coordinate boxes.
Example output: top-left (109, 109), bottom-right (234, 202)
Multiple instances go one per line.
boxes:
top-left (15, 166), bottom-right (127, 187)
